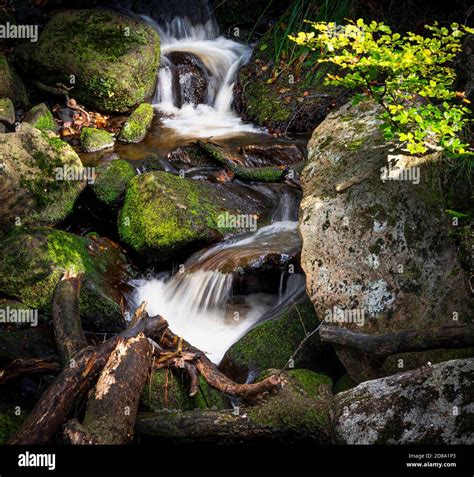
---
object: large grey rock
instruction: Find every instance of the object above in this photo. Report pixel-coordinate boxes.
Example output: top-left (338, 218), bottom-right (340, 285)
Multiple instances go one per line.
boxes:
top-left (333, 358), bottom-right (474, 444)
top-left (299, 100), bottom-right (473, 382)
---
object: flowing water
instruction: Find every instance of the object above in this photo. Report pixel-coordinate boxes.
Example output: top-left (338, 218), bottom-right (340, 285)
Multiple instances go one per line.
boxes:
top-left (128, 10), bottom-right (306, 364)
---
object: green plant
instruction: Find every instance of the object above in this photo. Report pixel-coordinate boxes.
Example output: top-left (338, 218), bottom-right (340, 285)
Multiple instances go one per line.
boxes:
top-left (290, 19), bottom-right (473, 155)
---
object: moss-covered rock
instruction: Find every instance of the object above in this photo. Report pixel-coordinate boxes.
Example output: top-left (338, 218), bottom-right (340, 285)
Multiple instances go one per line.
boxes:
top-left (141, 369), bottom-right (228, 412)
top-left (0, 123), bottom-right (85, 237)
top-left (0, 97), bottom-right (15, 125)
top-left (92, 159), bottom-right (135, 206)
top-left (80, 127), bottom-right (115, 153)
top-left (0, 227), bottom-right (131, 333)
top-left (118, 103), bottom-right (154, 143)
top-left (118, 171), bottom-right (263, 260)
top-left (220, 298), bottom-right (325, 382)
top-left (17, 10), bottom-right (160, 113)
top-left (23, 103), bottom-right (56, 132)
top-left (0, 53), bottom-right (29, 107)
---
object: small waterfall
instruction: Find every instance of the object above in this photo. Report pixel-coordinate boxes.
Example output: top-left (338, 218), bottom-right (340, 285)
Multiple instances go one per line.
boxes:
top-left (142, 16), bottom-right (260, 137)
top-left (132, 193), bottom-right (304, 363)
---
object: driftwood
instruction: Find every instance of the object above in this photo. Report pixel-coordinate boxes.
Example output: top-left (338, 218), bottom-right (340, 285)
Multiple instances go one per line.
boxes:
top-left (0, 356), bottom-right (60, 385)
top-left (52, 271), bottom-right (87, 367)
top-left (319, 324), bottom-right (474, 357)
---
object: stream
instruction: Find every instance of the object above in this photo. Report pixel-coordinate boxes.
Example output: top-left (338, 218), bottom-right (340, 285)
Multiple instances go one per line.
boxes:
top-left (114, 12), bottom-right (308, 364)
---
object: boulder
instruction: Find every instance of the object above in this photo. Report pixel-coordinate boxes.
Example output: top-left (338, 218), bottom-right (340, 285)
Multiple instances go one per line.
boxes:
top-left (118, 171), bottom-right (265, 260)
top-left (23, 103), bottom-right (56, 132)
top-left (80, 127), bottom-right (115, 153)
top-left (0, 53), bottom-right (29, 107)
top-left (118, 103), bottom-right (154, 143)
top-left (299, 100), bottom-right (473, 382)
top-left (0, 123), bottom-right (85, 236)
top-left (333, 358), bottom-right (474, 444)
top-left (0, 227), bottom-right (131, 333)
top-left (220, 298), bottom-right (331, 383)
top-left (240, 143), bottom-right (305, 167)
top-left (0, 98), bottom-right (15, 125)
top-left (91, 159), bottom-right (135, 206)
top-left (16, 9), bottom-right (160, 113)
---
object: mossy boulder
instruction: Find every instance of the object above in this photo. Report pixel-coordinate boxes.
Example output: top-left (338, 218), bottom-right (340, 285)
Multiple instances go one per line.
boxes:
top-left (220, 298), bottom-right (327, 382)
top-left (118, 103), bottom-right (154, 143)
top-left (118, 171), bottom-right (264, 260)
top-left (92, 159), bottom-right (135, 206)
top-left (0, 123), bottom-right (85, 237)
top-left (0, 53), bottom-right (29, 107)
top-left (0, 97), bottom-right (15, 125)
top-left (141, 369), bottom-right (228, 412)
top-left (17, 9), bottom-right (160, 113)
top-left (23, 103), bottom-right (56, 132)
top-left (300, 100), bottom-right (474, 382)
top-left (80, 127), bottom-right (115, 153)
top-left (0, 227), bottom-right (131, 333)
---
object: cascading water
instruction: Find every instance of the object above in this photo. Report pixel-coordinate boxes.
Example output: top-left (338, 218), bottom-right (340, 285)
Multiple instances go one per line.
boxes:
top-left (143, 16), bottom-right (260, 137)
top-left (131, 189), bottom-right (305, 364)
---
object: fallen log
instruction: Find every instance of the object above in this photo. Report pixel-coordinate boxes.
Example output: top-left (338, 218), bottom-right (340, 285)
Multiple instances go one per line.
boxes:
top-left (63, 333), bottom-right (153, 444)
top-left (0, 356), bottom-right (60, 385)
top-left (319, 324), bottom-right (474, 357)
top-left (52, 271), bottom-right (87, 367)
top-left (8, 315), bottom-right (168, 445)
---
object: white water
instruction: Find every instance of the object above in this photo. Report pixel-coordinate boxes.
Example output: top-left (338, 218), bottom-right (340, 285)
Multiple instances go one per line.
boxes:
top-left (144, 17), bottom-right (261, 137)
top-left (131, 192), bottom-right (304, 364)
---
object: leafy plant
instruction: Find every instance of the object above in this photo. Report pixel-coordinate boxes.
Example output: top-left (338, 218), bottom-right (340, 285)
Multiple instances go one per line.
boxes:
top-left (290, 19), bottom-right (474, 155)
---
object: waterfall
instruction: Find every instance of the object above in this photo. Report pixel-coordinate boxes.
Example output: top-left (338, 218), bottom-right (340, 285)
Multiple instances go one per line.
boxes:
top-left (131, 193), bottom-right (305, 364)
top-left (141, 15), bottom-right (260, 137)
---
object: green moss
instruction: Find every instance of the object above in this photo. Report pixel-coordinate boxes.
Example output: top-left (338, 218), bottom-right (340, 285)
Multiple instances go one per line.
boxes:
top-left (118, 103), bottom-right (154, 143)
top-left (80, 127), bottom-right (114, 153)
top-left (118, 172), bottom-right (234, 257)
top-left (25, 10), bottom-right (160, 113)
top-left (287, 369), bottom-right (332, 398)
top-left (223, 299), bottom-right (320, 375)
top-left (92, 159), bottom-right (135, 205)
top-left (24, 103), bottom-right (56, 131)
top-left (191, 377), bottom-right (227, 410)
top-left (0, 97), bottom-right (15, 124)
top-left (0, 227), bottom-right (126, 327)
top-left (0, 411), bottom-right (25, 444)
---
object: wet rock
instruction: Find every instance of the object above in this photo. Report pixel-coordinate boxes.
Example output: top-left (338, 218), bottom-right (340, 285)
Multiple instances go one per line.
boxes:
top-left (0, 227), bottom-right (131, 333)
top-left (240, 143), bottom-right (305, 167)
top-left (118, 171), bottom-right (266, 261)
top-left (118, 103), bottom-right (154, 143)
top-left (167, 145), bottom-right (216, 169)
top-left (16, 10), bottom-right (160, 113)
top-left (220, 297), bottom-right (334, 383)
top-left (0, 98), bottom-right (15, 125)
top-left (333, 358), bottom-right (474, 444)
top-left (0, 123), bottom-right (85, 237)
top-left (299, 100), bottom-right (473, 382)
top-left (80, 127), bottom-right (114, 153)
top-left (92, 159), bottom-right (135, 206)
top-left (23, 103), bottom-right (56, 132)
top-left (0, 53), bottom-right (29, 108)
top-left (175, 65), bottom-right (207, 106)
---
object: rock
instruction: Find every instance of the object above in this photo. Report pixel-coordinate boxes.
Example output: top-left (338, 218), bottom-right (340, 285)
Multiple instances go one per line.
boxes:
top-left (299, 100), bottom-right (473, 382)
top-left (0, 53), bottom-right (29, 107)
top-left (220, 297), bottom-right (333, 383)
top-left (118, 171), bottom-right (265, 261)
top-left (118, 103), bottom-right (154, 143)
top-left (0, 123), bottom-right (5, 134)
top-left (141, 368), bottom-right (228, 412)
top-left (17, 9), bottom-right (160, 113)
top-left (23, 103), bottom-right (56, 132)
top-left (0, 98), bottom-right (15, 125)
top-left (0, 227), bottom-right (131, 333)
top-left (0, 123), bottom-right (85, 236)
top-left (333, 358), bottom-right (474, 444)
top-left (80, 127), bottom-right (115, 153)
top-left (91, 159), bottom-right (135, 206)
top-left (240, 143), bottom-right (305, 167)
top-left (0, 327), bottom-right (56, 364)
top-left (167, 145), bottom-right (216, 170)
